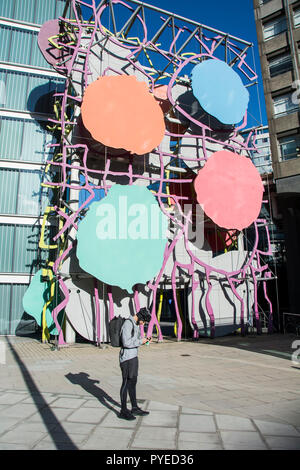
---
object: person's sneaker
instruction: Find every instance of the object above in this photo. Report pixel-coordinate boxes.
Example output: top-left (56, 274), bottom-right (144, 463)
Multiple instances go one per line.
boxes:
top-left (131, 406), bottom-right (150, 416)
top-left (119, 409), bottom-right (136, 421)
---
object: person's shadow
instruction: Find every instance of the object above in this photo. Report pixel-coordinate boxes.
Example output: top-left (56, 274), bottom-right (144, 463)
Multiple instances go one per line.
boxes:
top-left (65, 372), bottom-right (120, 416)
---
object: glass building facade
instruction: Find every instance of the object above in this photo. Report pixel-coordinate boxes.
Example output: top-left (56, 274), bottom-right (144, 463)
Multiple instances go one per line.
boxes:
top-left (0, 0), bottom-right (67, 334)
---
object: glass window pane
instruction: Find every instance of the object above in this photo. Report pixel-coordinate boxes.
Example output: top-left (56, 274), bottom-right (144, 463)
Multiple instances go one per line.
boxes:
top-left (0, 116), bottom-right (56, 162)
top-left (13, 0), bottom-right (36, 24)
top-left (13, 225), bottom-right (40, 273)
top-left (0, 168), bottom-right (50, 216)
top-left (27, 75), bottom-right (65, 114)
top-left (17, 170), bottom-right (47, 216)
top-left (269, 53), bottom-right (293, 77)
top-left (263, 17), bottom-right (287, 40)
top-left (21, 119), bottom-right (51, 162)
top-left (0, 0), bottom-right (15, 18)
top-left (0, 169), bottom-right (18, 214)
top-left (9, 28), bottom-right (32, 65)
top-left (0, 26), bottom-right (12, 62)
top-left (0, 225), bottom-right (14, 272)
top-left (273, 93), bottom-right (298, 116)
top-left (294, 8), bottom-right (300, 27)
top-left (1, 70), bottom-right (28, 111)
top-left (0, 70), bottom-right (65, 113)
top-left (0, 284), bottom-right (12, 335)
top-left (34, 0), bottom-right (56, 25)
top-left (279, 135), bottom-right (300, 160)
top-left (0, 117), bottom-right (23, 159)
top-left (11, 283), bottom-right (36, 336)
top-left (30, 32), bottom-right (52, 68)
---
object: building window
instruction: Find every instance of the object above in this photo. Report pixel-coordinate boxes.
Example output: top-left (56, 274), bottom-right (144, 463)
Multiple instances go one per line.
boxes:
top-left (278, 134), bottom-right (300, 161)
top-left (263, 16), bottom-right (287, 41)
top-left (0, 117), bottom-right (55, 163)
top-left (260, 0), bottom-right (272, 4)
top-left (268, 53), bottom-right (293, 77)
top-left (0, 69), bottom-right (65, 114)
top-left (0, 0), bottom-right (67, 26)
top-left (0, 168), bottom-right (50, 216)
top-left (0, 224), bottom-right (50, 274)
top-left (294, 7), bottom-right (300, 27)
top-left (0, 25), bottom-right (52, 69)
top-left (273, 93), bottom-right (298, 117)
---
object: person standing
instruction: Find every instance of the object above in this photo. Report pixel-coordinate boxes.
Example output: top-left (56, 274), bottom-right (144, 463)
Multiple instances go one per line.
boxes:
top-left (119, 307), bottom-right (152, 420)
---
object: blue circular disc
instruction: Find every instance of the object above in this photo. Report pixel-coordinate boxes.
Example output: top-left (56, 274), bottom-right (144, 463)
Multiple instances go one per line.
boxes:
top-left (191, 59), bottom-right (249, 125)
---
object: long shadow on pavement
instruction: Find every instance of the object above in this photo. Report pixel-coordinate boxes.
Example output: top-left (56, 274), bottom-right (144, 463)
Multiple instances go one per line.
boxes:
top-left (6, 337), bottom-right (78, 450)
top-left (65, 372), bottom-right (120, 416)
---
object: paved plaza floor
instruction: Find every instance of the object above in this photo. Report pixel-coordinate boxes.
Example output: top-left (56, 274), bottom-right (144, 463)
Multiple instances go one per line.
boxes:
top-left (0, 332), bottom-right (300, 450)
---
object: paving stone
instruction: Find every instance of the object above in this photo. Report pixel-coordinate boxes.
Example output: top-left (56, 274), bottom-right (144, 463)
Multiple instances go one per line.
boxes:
top-left (32, 441), bottom-right (61, 450)
top-left (132, 426), bottom-right (176, 449)
top-left (265, 436), bottom-right (300, 450)
top-left (147, 401), bottom-right (179, 412)
top-left (0, 417), bottom-right (22, 435)
top-left (0, 392), bottom-right (28, 405)
top-left (254, 420), bottom-right (300, 437)
top-left (12, 422), bottom-right (57, 433)
top-left (52, 421), bottom-right (96, 435)
top-left (141, 410), bottom-right (178, 427)
top-left (22, 394), bottom-right (57, 405)
top-left (51, 397), bottom-right (87, 409)
top-left (0, 403), bottom-right (38, 420)
top-left (0, 429), bottom-right (44, 446)
top-left (216, 414), bottom-right (255, 431)
top-left (178, 431), bottom-right (221, 445)
top-left (82, 399), bottom-right (104, 408)
top-left (179, 414), bottom-right (216, 433)
top-left (181, 407), bottom-right (213, 415)
top-left (220, 431), bottom-right (267, 450)
top-left (99, 410), bottom-right (137, 428)
top-left (32, 441), bottom-right (76, 450)
top-left (0, 442), bottom-right (30, 450)
top-left (66, 407), bottom-right (108, 424)
top-left (178, 442), bottom-right (223, 450)
top-left (81, 428), bottom-right (133, 450)
top-left (29, 407), bottom-right (74, 423)
top-left (41, 432), bottom-right (87, 445)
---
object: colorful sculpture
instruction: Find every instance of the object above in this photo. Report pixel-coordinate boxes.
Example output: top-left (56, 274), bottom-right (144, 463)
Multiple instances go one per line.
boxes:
top-left (23, 0), bottom-right (274, 343)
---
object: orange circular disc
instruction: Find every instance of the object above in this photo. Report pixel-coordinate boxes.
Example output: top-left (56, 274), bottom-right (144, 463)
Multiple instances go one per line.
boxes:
top-left (81, 75), bottom-right (166, 155)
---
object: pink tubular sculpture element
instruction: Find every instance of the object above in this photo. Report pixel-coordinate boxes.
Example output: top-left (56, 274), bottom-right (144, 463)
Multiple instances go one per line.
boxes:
top-left (38, 0), bottom-right (274, 345)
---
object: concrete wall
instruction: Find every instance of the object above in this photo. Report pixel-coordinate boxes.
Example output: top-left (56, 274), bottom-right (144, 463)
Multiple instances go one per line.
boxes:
top-left (253, 0), bottom-right (300, 314)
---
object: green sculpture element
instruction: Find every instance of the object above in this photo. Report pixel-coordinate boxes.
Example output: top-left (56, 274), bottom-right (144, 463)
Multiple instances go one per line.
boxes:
top-left (22, 270), bottom-right (63, 335)
top-left (76, 184), bottom-right (168, 293)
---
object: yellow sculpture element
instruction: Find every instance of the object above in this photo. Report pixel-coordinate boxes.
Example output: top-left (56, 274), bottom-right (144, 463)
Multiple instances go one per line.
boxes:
top-left (47, 100), bottom-right (73, 136)
top-left (39, 207), bottom-right (59, 250)
top-left (41, 264), bottom-right (55, 343)
top-left (174, 290), bottom-right (184, 338)
top-left (155, 288), bottom-right (164, 337)
top-left (39, 204), bottom-right (67, 342)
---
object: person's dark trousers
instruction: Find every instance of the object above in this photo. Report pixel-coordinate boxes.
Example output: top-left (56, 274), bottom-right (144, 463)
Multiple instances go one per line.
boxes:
top-left (120, 357), bottom-right (138, 411)
top-left (120, 376), bottom-right (138, 411)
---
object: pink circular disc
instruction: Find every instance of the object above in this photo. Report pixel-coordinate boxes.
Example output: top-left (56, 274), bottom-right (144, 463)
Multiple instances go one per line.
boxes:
top-left (194, 150), bottom-right (264, 230)
top-left (37, 20), bottom-right (62, 67)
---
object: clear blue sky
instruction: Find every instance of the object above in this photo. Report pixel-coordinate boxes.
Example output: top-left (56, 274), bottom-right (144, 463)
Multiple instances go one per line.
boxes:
top-left (81, 0), bottom-right (268, 127)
